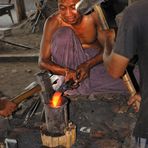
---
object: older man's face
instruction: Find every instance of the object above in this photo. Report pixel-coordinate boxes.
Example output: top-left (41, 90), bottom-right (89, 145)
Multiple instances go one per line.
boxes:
top-left (58, 0), bottom-right (81, 25)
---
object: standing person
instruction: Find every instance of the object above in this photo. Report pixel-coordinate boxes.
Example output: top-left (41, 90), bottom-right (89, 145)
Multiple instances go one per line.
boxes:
top-left (103, 0), bottom-right (148, 147)
top-left (39, 0), bottom-right (125, 95)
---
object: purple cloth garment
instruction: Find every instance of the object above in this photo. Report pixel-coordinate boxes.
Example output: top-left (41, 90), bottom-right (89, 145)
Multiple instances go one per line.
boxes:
top-left (51, 26), bottom-right (127, 95)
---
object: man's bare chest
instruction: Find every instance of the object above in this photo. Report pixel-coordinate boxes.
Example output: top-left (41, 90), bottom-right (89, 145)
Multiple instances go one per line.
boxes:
top-left (72, 24), bottom-right (97, 44)
top-left (59, 18), bottom-right (97, 44)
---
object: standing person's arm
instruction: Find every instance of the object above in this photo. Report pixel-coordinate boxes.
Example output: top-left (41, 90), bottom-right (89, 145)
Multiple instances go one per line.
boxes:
top-left (103, 41), bottom-right (141, 112)
top-left (103, 7), bottom-right (141, 112)
top-left (103, 51), bottom-right (129, 78)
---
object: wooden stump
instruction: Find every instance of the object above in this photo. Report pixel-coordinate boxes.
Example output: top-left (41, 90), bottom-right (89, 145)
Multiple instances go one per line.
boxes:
top-left (41, 122), bottom-right (76, 148)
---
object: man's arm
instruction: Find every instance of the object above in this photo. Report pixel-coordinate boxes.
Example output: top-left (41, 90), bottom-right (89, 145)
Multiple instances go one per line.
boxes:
top-left (0, 98), bottom-right (17, 117)
top-left (76, 12), bottom-right (105, 82)
top-left (39, 16), bottom-right (66, 75)
top-left (103, 49), bottom-right (141, 112)
top-left (76, 53), bottom-right (103, 82)
top-left (103, 51), bottom-right (129, 78)
top-left (76, 28), bottom-right (117, 82)
top-left (38, 15), bottom-right (77, 82)
top-left (76, 15), bottom-right (114, 82)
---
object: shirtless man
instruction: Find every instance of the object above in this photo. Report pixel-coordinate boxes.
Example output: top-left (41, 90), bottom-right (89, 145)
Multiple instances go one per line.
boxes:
top-left (39, 0), bottom-right (125, 95)
top-left (0, 0), bottom-right (125, 116)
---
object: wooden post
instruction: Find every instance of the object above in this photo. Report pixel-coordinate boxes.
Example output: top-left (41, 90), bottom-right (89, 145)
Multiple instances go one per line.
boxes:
top-left (41, 122), bottom-right (76, 148)
top-left (15, 0), bottom-right (27, 23)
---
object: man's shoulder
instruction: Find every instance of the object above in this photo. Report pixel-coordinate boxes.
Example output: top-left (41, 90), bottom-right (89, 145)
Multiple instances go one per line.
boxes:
top-left (123, 0), bottom-right (148, 22)
top-left (126, 0), bottom-right (148, 13)
top-left (46, 12), bottom-right (60, 24)
top-left (43, 12), bottom-right (61, 31)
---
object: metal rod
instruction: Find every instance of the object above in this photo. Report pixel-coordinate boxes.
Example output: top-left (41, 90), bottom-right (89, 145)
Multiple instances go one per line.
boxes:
top-left (23, 97), bottom-right (41, 125)
top-left (0, 39), bottom-right (37, 50)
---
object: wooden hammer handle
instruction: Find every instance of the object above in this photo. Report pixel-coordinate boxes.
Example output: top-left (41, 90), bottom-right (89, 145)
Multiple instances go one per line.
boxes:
top-left (122, 71), bottom-right (140, 110)
top-left (10, 84), bottom-right (41, 105)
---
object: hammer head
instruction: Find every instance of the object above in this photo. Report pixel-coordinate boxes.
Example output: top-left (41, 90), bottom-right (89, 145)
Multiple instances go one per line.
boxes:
top-left (75, 0), bottom-right (104, 15)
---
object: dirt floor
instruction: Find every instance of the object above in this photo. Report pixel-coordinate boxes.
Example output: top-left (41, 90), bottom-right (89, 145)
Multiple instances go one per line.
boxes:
top-left (0, 31), bottom-right (41, 97)
top-left (0, 0), bottom-right (58, 98)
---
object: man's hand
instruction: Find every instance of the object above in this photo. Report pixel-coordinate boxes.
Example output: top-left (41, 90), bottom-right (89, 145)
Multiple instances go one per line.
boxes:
top-left (0, 97), bottom-right (17, 117)
top-left (64, 68), bottom-right (77, 82)
top-left (76, 62), bottom-right (90, 82)
top-left (127, 94), bottom-right (141, 112)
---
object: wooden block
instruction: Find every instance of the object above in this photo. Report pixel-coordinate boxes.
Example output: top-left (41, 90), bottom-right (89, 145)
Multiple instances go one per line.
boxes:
top-left (41, 123), bottom-right (76, 148)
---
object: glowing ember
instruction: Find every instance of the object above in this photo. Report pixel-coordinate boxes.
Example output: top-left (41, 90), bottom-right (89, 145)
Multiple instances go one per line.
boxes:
top-left (50, 91), bottom-right (62, 108)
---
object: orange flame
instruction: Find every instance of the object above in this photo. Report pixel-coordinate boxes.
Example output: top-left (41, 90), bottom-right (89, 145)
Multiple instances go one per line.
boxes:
top-left (50, 91), bottom-right (62, 108)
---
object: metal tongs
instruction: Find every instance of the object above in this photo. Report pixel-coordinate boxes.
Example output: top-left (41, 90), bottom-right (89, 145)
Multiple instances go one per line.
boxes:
top-left (58, 79), bottom-right (79, 93)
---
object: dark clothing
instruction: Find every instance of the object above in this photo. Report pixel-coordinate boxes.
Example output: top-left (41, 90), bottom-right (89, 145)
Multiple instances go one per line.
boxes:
top-left (51, 26), bottom-right (126, 95)
top-left (113, 0), bottom-right (148, 138)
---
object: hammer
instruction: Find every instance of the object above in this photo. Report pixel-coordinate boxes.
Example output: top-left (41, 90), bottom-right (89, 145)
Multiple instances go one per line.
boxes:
top-left (75, 0), bottom-right (105, 15)
top-left (0, 81), bottom-right (41, 135)
top-left (76, 0), bottom-right (140, 111)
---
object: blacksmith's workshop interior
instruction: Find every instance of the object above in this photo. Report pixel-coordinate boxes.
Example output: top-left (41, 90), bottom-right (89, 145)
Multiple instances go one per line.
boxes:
top-left (0, 0), bottom-right (141, 147)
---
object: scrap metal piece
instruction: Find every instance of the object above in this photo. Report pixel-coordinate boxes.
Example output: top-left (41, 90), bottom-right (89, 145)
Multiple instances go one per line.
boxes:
top-left (80, 127), bottom-right (91, 133)
top-left (5, 138), bottom-right (18, 148)
top-left (23, 97), bottom-right (41, 126)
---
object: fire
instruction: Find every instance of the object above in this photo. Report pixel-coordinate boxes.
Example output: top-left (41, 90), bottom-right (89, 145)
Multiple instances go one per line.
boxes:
top-left (50, 91), bottom-right (62, 108)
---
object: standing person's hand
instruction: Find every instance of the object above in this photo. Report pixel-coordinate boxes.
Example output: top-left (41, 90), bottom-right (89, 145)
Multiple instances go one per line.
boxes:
top-left (0, 97), bottom-right (17, 117)
top-left (127, 94), bottom-right (141, 112)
